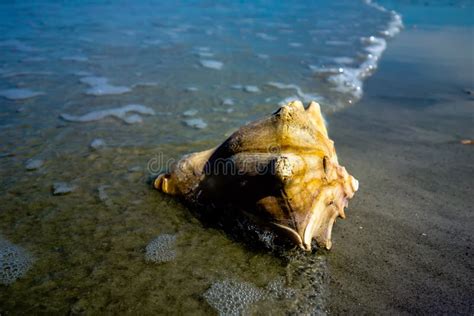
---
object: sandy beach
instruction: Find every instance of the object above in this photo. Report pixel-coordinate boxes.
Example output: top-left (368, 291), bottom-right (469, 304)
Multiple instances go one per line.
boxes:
top-left (327, 24), bottom-right (473, 314)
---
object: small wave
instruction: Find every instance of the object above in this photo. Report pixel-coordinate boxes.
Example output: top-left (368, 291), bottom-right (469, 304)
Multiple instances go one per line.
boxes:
top-left (310, 1), bottom-right (403, 103)
top-left (381, 11), bottom-right (403, 37)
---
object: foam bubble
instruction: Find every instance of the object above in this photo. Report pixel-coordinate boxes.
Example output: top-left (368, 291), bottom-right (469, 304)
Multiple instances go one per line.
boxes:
top-left (203, 279), bottom-right (265, 316)
top-left (325, 67), bottom-right (364, 100)
top-left (362, 36), bottom-right (387, 55)
top-left (98, 185), bottom-right (112, 206)
top-left (123, 114), bottom-right (143, 124)
top-left (0, 236), bottom-right (34, 285)
top-left (244, 85), bottom-right (260, 93)
top-left (265, 277), bottom-right (296, 300)
top-left (185, 86), bottom-right (198, 92)
top-left (183, 109), bottom-right (198, 117)
top-left (200, 59), bottom-right (224, 70)
top-left (256, 54), bottom-right (269, 59)
top-left (381, 11), bottom-right (403, 37)
top-left (52, 182), bottom-right (76, 195)
top-left (309, 35), bottom-right (389, 103)
top-left (222, 98), bottom-right (234, 106)
top-left (90, 138), bottom-right (106, 150)
top-left (25, 159), bottom-right (43, 170)
top-left (145, 234), bottom-right (177, 263)
top-left (60, 104), bottom-right (155, 124)
top-left (332, 57), bottom-right (354, 64)
top-left (80, 76), bottom-right (131, 96)
top-left (184, 118), bottom-right (207, 129)
top-left (231, 85), bottom-right (260, 93)
top-left (289, 42), bottom-right (302, 47)
top-left (0, 89), bottom-right (44, 100)
top-left (267, 82), bottom-right (323, 104)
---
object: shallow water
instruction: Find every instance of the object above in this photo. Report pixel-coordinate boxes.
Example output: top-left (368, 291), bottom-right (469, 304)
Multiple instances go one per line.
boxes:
top-left (0, 0), bottom-right (451, 314)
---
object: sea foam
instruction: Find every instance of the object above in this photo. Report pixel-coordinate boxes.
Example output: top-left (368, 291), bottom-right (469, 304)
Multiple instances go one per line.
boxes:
top-left (308, 0), bottom-right (403, 103)
top-left (0, 236), bottom-right (34, 285)
top-left (203, 279), bottom-right (265, 316)
top-left (80, 76), bottom-right (131, 96)
top-left (0, 89), bottom-right (44, 100)
top-left (200, 59), bottom-right (224, 70)
top-left (184, 118), bottom-right (207, 129)
top-left (267, 82), bottom-right (323, 105)
top-left (145, 234), bottom-right (177, 263)
top-left (60, 104), bottom-right (155, 124)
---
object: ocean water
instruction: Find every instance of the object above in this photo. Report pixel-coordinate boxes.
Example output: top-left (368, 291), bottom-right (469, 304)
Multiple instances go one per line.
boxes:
top-left (0, 0), bottom-right (406, 314)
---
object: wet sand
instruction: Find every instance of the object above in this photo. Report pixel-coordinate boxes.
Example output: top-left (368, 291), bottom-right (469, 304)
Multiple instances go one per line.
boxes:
top-left (327, 26), bottom-right (474, 314)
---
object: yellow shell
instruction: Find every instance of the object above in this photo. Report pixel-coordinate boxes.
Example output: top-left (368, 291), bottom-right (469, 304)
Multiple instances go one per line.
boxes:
top-left (155, 100), bottom-right (358, 251)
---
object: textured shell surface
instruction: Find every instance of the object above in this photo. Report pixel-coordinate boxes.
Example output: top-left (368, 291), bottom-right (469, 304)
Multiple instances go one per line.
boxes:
top-left (154, 100), bottom-right (358, 251)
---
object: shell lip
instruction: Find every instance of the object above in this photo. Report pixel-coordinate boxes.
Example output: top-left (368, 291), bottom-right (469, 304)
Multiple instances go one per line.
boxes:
top-left (271, 222), bottom-right (308, 250)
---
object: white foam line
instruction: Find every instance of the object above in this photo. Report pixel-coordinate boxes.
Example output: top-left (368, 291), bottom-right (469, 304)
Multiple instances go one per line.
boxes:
top-left (309, 1), bottom-right (403, 103)
top-left (60, 104), bottom-right (155, 124)
top-left (365, 0), bottom-right (404, 38)
top-left (267, 82), bottom-right (323, 105)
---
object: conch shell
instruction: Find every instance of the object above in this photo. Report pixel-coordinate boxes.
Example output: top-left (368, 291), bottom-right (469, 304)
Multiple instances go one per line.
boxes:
top-left (154, 101), bottom-right (358, 251)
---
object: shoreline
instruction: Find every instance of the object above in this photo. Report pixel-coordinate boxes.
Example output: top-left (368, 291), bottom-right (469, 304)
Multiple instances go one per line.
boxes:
top-left (326, 21), bottom-right (473, 314)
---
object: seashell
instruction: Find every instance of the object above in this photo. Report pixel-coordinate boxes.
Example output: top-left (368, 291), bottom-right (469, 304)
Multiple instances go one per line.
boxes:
top-left (154, 101), bottom-right (358, 251)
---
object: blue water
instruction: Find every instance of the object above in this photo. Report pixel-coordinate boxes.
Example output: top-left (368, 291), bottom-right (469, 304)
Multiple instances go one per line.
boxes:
top-left (0, 1), bottom-right (402, 111)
